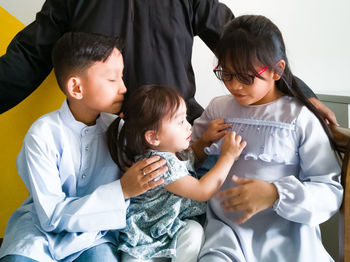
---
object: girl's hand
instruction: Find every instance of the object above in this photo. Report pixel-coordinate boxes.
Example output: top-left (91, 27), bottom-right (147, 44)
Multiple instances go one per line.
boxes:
top-left (192, 120), bottom-right (234, 162)
top-left (220, 132), bottom-right (246, 161)
top-left (120, 156), bottom-right (167, 199)
top-left (201, 119), bottom-right (232, 143)
top-left (216, 176), bottom-right (279, 224)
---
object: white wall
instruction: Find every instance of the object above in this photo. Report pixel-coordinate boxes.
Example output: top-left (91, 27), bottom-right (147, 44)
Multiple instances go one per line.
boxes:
top-left (1, 0), bottom-right (349, 108)
top-left (0, 0), bottom-right (44, 25)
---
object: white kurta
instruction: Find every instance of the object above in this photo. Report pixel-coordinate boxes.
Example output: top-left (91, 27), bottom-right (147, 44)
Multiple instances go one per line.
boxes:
top-left (192, 95), bottom-right (342, 262)
top-left (0, 101), bottom-right (128, 262)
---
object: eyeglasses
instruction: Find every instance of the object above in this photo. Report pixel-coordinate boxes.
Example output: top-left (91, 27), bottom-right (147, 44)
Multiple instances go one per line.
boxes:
top-left (213, 65), bottom-right (268, 85)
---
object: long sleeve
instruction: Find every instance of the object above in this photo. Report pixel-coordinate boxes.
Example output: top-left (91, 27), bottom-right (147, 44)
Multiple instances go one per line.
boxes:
top-left (0, 0), bottom-right (69, 113)
top-left (18, 131), bottom-right (127, 234)
top-left (192, 0), bottom-right (234, 51)
top-left (273, 107), bottom-right (342, 225)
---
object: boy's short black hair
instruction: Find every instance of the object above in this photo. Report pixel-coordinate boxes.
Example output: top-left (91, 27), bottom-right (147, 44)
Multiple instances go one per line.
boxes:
top-left (52, 32), bottom-right (124, 92)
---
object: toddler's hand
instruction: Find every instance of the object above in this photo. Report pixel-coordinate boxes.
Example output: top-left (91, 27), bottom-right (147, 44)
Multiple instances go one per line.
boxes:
top-left (120, 156), bottom-right (167, 199)
top-left (220, 131), bottom-right (246, 161)
top-left (216, 176), bottom-right (279, 224)
top-left (201, 119), bottom-right (232, 143)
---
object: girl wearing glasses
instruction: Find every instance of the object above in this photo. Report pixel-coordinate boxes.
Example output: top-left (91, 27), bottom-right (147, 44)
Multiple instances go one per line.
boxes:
top-left (107, 85), bottom-right (246, 262)
top-left (193, 15), bottom-right (342, 262)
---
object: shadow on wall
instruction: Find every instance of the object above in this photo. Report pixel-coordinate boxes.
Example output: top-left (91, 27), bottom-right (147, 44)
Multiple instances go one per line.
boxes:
top-left (0, 7), bottom-right (65, 237)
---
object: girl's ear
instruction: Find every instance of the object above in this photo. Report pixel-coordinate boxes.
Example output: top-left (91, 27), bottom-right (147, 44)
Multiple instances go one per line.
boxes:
top-left (145, 130), bottom-right (160, 146)
top-left (273, 59), bottom-right (286, 81)
top-left (66, 75), bottom-right (83, 99)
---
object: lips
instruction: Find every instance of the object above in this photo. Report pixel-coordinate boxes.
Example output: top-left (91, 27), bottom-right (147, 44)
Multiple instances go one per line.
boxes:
top-left (233, 93), bottom-right (246, 98)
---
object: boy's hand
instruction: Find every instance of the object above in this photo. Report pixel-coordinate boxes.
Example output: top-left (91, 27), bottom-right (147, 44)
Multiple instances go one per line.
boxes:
top-left (216, 176), bottom-right (279, 224)
top-left (120, 156), bottom-right (167, 199)
top-left (220, 132), bottom-right (246, 161)
top-left (201, 119), bottom-right (232, 143)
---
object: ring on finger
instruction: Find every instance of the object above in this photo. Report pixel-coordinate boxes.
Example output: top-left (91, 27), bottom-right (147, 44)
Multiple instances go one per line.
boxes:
top-left (141, 169), bottom-right (146, 176)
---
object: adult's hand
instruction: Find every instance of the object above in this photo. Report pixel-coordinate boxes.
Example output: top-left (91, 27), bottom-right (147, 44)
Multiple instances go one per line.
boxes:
top-left (120, 156), bottom-right (167, 199)
top-left (216, 176), bottom-right (278, 224)
top-left (309, 97), bottom-right (338, 126)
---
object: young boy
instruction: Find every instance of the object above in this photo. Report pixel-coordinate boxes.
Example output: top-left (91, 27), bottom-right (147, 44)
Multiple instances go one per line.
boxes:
top-left (0, 32), bottom-right (166, 262)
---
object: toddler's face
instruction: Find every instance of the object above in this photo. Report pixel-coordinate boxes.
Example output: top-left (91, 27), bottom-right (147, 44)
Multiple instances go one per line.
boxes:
top-left (155, 99), bottom-right (192, 154)
top-left (80, 48), bottom-right (127, 114)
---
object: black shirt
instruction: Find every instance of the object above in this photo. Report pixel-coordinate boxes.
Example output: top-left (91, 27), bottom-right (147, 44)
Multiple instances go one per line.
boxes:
top-left (0, 0), bottom-right (315, 122)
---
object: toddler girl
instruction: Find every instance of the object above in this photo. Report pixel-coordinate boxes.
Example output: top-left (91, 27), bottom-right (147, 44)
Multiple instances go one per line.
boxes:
top-left (107, 85), bottom-right (246, 262)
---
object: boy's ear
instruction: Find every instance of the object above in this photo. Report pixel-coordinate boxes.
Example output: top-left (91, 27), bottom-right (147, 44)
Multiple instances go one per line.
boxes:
top-left (273, 59), bottom-right (286, 81)
top-left (145, 130), bottom-right (160, 147)
top-left (66, 75), bottom-right (83, 99)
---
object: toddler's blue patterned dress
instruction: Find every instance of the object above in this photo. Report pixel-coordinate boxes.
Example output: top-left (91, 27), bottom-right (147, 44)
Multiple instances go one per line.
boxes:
top-left (118, 149), bottom-right (206, 259)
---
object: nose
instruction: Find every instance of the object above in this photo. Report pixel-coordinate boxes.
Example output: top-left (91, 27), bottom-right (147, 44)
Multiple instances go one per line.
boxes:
top-left (226, 80), bottom-right (243, 91)
top-left (186, 121), bottom-right (192, 131)
top-left (119, 82), bottom-right (127, 94)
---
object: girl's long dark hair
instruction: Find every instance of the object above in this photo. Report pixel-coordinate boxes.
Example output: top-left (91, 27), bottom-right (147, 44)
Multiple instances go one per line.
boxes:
top-left (107, 85), bottom-right (182, 171)
top-left (215, 15), bottom-right (338, 153)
